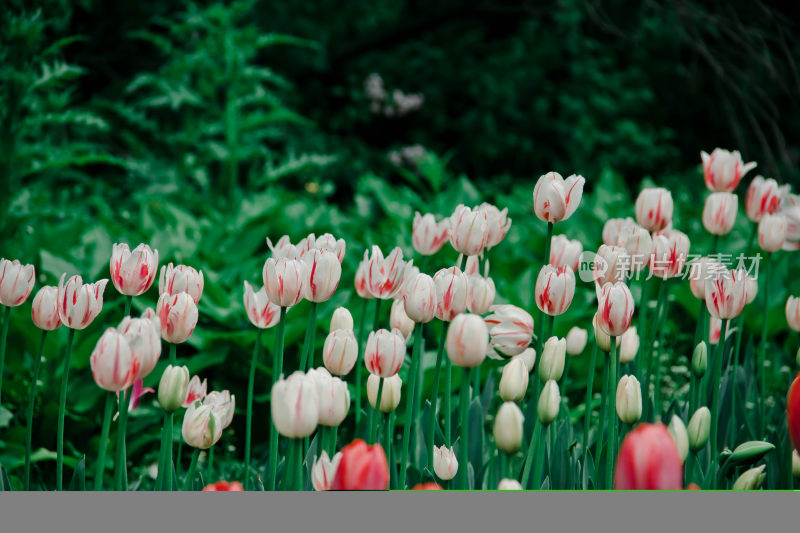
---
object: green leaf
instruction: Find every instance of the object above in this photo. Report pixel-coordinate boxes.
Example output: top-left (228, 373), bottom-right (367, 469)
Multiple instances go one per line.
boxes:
top-left (0, 405), bottom-right (12, 428)
top-left (69, 456), bottom-right (86, 491)
top-left (468, 397), bottom-right (484, 488)
top-left (0, 464), bottom-right (11, 491)
top-left (727, 441), bottom-right (775, 466)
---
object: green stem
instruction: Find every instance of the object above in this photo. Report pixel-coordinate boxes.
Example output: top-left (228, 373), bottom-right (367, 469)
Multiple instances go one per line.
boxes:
top-left (459, 366), bottom-right (471, 489)
top-left (427, 323), bottom-right (447, 472)
top-left (532, 223), bottom-right (554, 366)
top-left (0, 305), bottom-right (11, 405)
top-left (355, 298), bottom-right (369, 427)
top-left (267, 307), bottom-right (287, 491)
top-left (93, 392), bottom-right (114, 491)
top-left (169, 342), bottom-right (176, 364)
top-left (709, 319), bottom-right (730, 488)
top-left (206, 446), bottom-right (215, 480)
top-left (114, 387), bottom-right (130, 491)
top-left (597, 351), bottom-right (610, 462)
top-left (605, 336), bottom-right (618, 490)
top-left (156, 411), bottom-right (172, 491)
top-left (123, 295), bottom-right (132, 317)
top-left (182, 448), bottom-right (200, 491)
top-left (330, 425), bottom-right (338, 456)
top-left (56, 328), bottom-right (76, 491)
top-left (521, 420), bottom-right (542, 489)
top-left (582, 343), bottom-right (598, 458)
top-left (166, 413), bottom-right (174, 490)
top-left (652, 294), bottom-right (670, 417)
top-left (299, 301), bottom-right (318, 371)
top-left (532, 422), bottom-right (546, 489)
top-left (444, 357), bottom-right (452, 446)
top-left (386, 412), bottom-right (396, 489)
top-left (728, 314), bottom-right (744, 445)
top-left (636, 273), bottom-right (650, 374)
top-left (758, 252), bottom-right (772, 437)
top-left (295, 438), bottom-right (304, 491)
top-left (549, 423), bottom-right (556, 488)
top-left (645, 279), bottom-right (666, 421)
top-left (24, 330), bottom-right (48, 490)
top-left (369, 377), bottom-right (385, 444)
top-left (244, 330), bottom-right (262, 490)
top-left (400, 324), bottom-right (423, 488)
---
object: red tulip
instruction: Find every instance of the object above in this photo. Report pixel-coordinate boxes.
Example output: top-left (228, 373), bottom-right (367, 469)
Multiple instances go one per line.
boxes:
top-left (412, 482), bottom-right (443, 490)
top-left (614, 423), bottom-right (683, 490)
top-left (789, 372), bottom-right (800, 454)
top-left (202, 480), bottom-right (244, 491)
top-left (331, 439), bottom-right (389, 490)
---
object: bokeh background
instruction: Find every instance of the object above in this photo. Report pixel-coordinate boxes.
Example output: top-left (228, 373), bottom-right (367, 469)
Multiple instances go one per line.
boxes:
top-left (2, 0), bottom-right (799, 489)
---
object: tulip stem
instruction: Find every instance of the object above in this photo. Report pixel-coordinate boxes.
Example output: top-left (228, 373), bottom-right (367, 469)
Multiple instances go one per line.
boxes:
top-left (169, 342), bottom-right (176, 364)
top-left (0, 305), bottom-right (10, 406)
top-left (369, 377), bottom-right (385, 444)
top-left (299, 301), bottom-right (317, 371)
top-left (582, 343), bottom-right (598, 461)
top-left (400, 324), bottom-right (423, 488)
top-left (386, 412), bottom-right (396, 489)
top-left (56, 328), bottom-right (76, 491)
top-left (458, 366), bottom-right (471, 489)
top-left (182, 448), bottom-right (200, 491)
top-left (708, 319), bottom-right (730, 488)
top-left (114, 387), bottom-right (131, 491)
top-left (728, 314), bottom-right (744, 445)
top-left (531, 422), bottom-right (546, 489)
top-left (24, 330), bottom-right (47, 490)
top-left (123, 295), bottom-right (132, 317)
top-left (605, 336), bottom-right (618, 490)
top-left (244, 329), bottom-right (262, 490)
top-left (355, 298), bottom-right (369, 427)
top-left (644, 279), bottom-right (666, 421)
top-left (207, 445), bottom-right (215, 479)
top-left (427, 323), bottom-right (447, 473)
top-left (652, 292), bottom-right (670, 418)
top-left (267, 306), bottom-right (287, 491)
top-left (758, 252), bottom-right (772, 437)
top-left (156, 410), bottom-right (172, 490)
top-left (444, 358), bottom-right (452, 445)
top-left (93, 392), bottom-right (114, 490)
top-left (636, 273), bottom-right (650, 374)
top-left (597, 350), bottom-right (609, 463)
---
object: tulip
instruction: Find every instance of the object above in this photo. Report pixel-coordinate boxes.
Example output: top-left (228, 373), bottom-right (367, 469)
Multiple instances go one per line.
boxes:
top-left (433, 445), bottom-right (458, 481)
top-left (156, 292), bottom-right (198, 343)
top-left (397, 263), bottom-right (420, 300)
top-left (363, 246), bottom-right (411, 299)
top-left (705, 268), bottom-right (748, 320)
top-left (787, 297), bottom-right (800, 332)
top-left (158, 263), bottom-right (203, 303)
top-left (125, 379), bottom-right (153, 411)
top-left (303, 249), bottom-right (341, 303)
top-left (354, 257), bottom-right (373, 299)
top-left (597, 282), bottom-right (635, 337)
top-left (323, 328), bottom-right (358, 376)
top-left (308, 367), bottom-right (350, 426)
top-left (158, 365), bottom-right (190, 413)
top-left (243, 281), bottom-right (280, 329)
top-left (537, 380), bottom-right (560, 424)
top-left (0, 258), bottom-right (35, 307)
top-left (619, 326), bottom-right (639, 364)
top-left (732, 465), bottom-right (766, 491)
top-left (412, 212), bottom-right (450, 256)
top-left (602, 217), bottom-right (635, 247)
top-left (780, 197), bottom-right (800, 250)
top-left (203, 481), bottom-right (244, 491)
top-left (688, 406), bottom-right (711, 451)
top-left (514, 347), bottom-right (536, 373)
top-left (498, 479), bottom-right (523, 490)
top-left (433, 266), bottom-right (469, 321)
top-left (615, 375), bottom-right (642, 424)
top-left (485, 305), bottom-right (534, 357)
top-left (367, 373), bottom-right (402, 413)
top-left (621, 224), bottom-right (653, 272)
top-left (182, 402), bottom-right (223, 449)
top-left (266, 235), bottom-right (299, 260)
top-left (412, 482), bottom-right (444, 490)
top-left (182, 375), bottom-right (208, 407)
top-left (446, 313), bottom-right (488, 368)
top-left (549, 235), bottom-right (583, 271)
top-left (31, 286), bottom-right (61, 330)
top-left (634, 187), bottom-right (673, 232)
top-left (788, 372), bottom-right (800, 453)
top-left (478, 202), bottom-right (512, 250)
top-left (614, 423), bottom-right (683, 490)
top-left (592, 313), bottom-right (620, 352)
top-left (688, 258), bottom-right (726, 300)
top-left (494, 401), bottom-right (524, 453)
top-left (593, 245), bottom-right (630, 286)
top-left (110, 243), bottom-right (159, 297)
top-left (746, 176), bottom-right (786, 222)
top-left (331, 439), bottom-right (389, 490)
top-left (538, 336), bottom-right (566, 382)
top-left (90, 329), bottom-right (138, 392)
top-left (57, 274), bottom-right (108, 329)
top-left (667, 415), bottom-right (689, 462)
top-left (390, 298), bottom-right (415, 341)
top-left (650, 229), bottom-right (690, 279)
top-left (691, 341), bottom-right (707, 378)
top-left (535, 265), bottom-right (575, 316)
top-left (448, 204), bottom-right (489, 256)
top-left (702, 192), bottom-right (738, 235)
top-left (271, 371), bottom-right (319, 439)
top-left (311, 451), bottom-right (343, 491)
top-left (363, 329), bottom-right (406, 377)
top-left (745, 274), bottom-right (758, 305)
top-left (499, 357), bottom-right (528, 402)
top-left (117, 309), bottom-right (161, 381)
top-left (262, 257), bottom-right (307, 307)
top-left (203, 390), bottom-right (235, 429)
top-left (701, 148), bottom-right (756, 192)
top-left (758, 213), bottom-right (787, 252)
top-left (313, 233), bottom-right (347, 262)
top-left (330, 307), bottom-right (354, 332)
top-left (532, 172), bottom-right (585, 223)
top-left (708, 316), bottom-right (722, 345)
top-left (565, 326), bottom-right (588, 355)
top-left (792, 450), bottom-right (800, 478)
top-left (467, 274), bottom-right (496, 315)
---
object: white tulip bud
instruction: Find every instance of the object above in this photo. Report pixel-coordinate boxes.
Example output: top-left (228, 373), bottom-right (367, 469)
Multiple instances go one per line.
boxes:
top-left (538, 336), bottom-right (566, 382)
top-left (565, 327), bottom-right (587, 356)
top-left (615, 375), bottom-right (642, 424)
top-left (367, 373), bottom-right (402, 413)
top-left (619, 327), bottom-right (639, 364)
top-left (493, 401), bottom-right (524, 453)
top-left (433, 445), bottom-right (458, 481)
top-left (497, 478), bottom-right (523, 490)
top-left (499, 357), bottom-right (529, 402)
top-left (732, 465), bottom-right (766, 490)
top-left (688, 406), bottom-right (711, 451)
top-left (667, 415), bottom-right (689, 462)
top-left (537, 380), bottom-right (560, 424)
top-left (330, 307), bottom-right (354, 332)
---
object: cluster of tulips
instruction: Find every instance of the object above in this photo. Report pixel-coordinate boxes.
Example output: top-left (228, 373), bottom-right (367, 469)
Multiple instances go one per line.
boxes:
top-left (2, 147), bottom-right (800, 491)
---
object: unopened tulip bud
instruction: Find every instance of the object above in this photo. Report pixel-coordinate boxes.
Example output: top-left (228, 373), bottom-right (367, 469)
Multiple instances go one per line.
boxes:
top-left (565, 327), bottom-right (587, 356)
top-left (538, 336), bottom-right (566, 382)
top-left (330, 307), bottom-right (354, 332)
top-left (323, 329), bottom-right (358, 376)
top-left (593, 313), bottom-right (617, 352)
top-left (182, 402), bottom-right (222, 449)
top-left (367, 373), bottom-right (402, 413)
top-left (243, 281), bottom-right (280, 329)
top-left (498, 478), bottom-right (523, 490)
top-left (788, 296), bottom-right (800, 332)
top-left (158, 365), bottom-right (190, 412)
top-left (732, 465), bottom-right (766, 491)
top-left (311, 451), bottom-right (342, 491)
top-left (403, 273), bottom-right (436, 323)
top-left (619, 327), bottom-right (639, 364)
top-left (792, 450), bottom-right (800, 478)
top-left (271, 371), bottom-right (319, 438)
top-left (57, 274), bottom-right (108, 329)
top-left (90, 329), bottom-right (137, 392)
top-left (390, 298), bottom-right (415, 341)
top-left (596, 282), bottom-right (635, 337)
top-left (159, 263), bottom-right (204, 303)
top-left (514, 348), bottom-right (536, 373)
top-left (467, 275), bottom-right (496, 315)
top-left (494, 401), bottom-right (524, 453)
top-left (499, 357), bottom-right (528, 402)
top-left (701, 148), bottom-right (756, 192)
top-left (203, 390), bottom-right (235, 429)
top-left (635, 187), bottom-right (673, 232)
top-left (532, 172), bottom-right (585, 223)
top-left (758, 213), bottom-right (787, 252)
top-left (702, 192), bottom-right (738, 235)
top-left (449, 204), bottom-right (489, 256)
top-left (537, 380), bottom-right (560, 424)
top-left (692, 341), bottom-right (708, 377)
top-left (485, 305), bottom-right (534, 357)
top-left (433, 445), bottom-right (458, 481)
top-left (263, 257), bottom-right (307, 307)
top-left (31, 286), bottom-right (61, 330)
top-left (364, 329), bottom-right (406, 378)
top-left (446, 313), bottom-right (489, 368)
top-left (308, 367), bottom-right (350, 427)
top-left (688, 406), bottom-right (711, 451)
top-left (412, 212), bottom-right (450, 256)
top-left (615, 375), bottom-right (642, 424)
top-left (668, 415), bottom-right (689, 462)
top-left (110, 243), bottom-right (159, 296)
top-left (156, 292), bottom-right (198, 343)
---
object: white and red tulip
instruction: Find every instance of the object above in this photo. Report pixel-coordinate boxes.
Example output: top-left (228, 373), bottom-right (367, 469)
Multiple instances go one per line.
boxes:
top-left (446, 313), bottom-right (489, 368)
top-left (156, 292), bottom-right (198, 343)
top-left (532, 172), bottom-right (585, 223)
top-left (701, 148), bottom-right (756, 192)
top-left (110, 243), bottom-right (158, 296)
top-left (433, 266), bottom-right (469, 321)
top-left (650, 229), bottom-right (691, 279)
top-left (158, 263), bottom-right (204, 304)
top-left (263, 257), bottom-right (307, 307)
top-left (57, 274), bottom-right (108, 330)
top-left (745, 176), bottom-right (786, 222)
top-left (117, 308), bottom-right (162, 381)
top-left (363, 328), bottom-right (406, 377)
top-left (0, 258), bottom-right (35, 307)
top-left (412, 212), bottom-right (449, 256)
top-left (705, 268), bottom-right (748, 320)
top-left (364, 246), bottom-right (411, 300)
top-left (31, 286), bottom-right (62, 330)
top-left (271, 371), bottom-right (319, 439)
top-left (635, 187), bottom-right (673, 232)
top-left (702, 192), bottom-right (738, 235)
top-left (549, 235), bottom-right (583, 272)
top-left (535, 264), bottom-right (575, 316)
top-left (485, 305), bottom-right (534, 357)
top-left (243, 281), bottom-right (281, 328)
top-left (448, 204), bottom-right (489, 256)
top-left (90, 329), bottom-right (138, 392)
top-left (303, 249), bottom-right (341, 303)
top-left (596, 281), bottom-right (635, 337)
top-left (758, 213), bottom-right (787, 252)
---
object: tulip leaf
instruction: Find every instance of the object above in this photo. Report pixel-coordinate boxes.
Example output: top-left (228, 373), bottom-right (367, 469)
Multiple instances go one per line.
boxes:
top-left (0, 465), bottom-right (11, 491)
top-left (69, 455), bottom-right (86, 491)
top-left (480, 373), bottom-right (495, 420)
top-left (728, 441), bottom-right (775, 466)
top-left (582, 450), bottom-right (595, 490)
top-left (0, 405), bottom-right (12, 428)
top-left (468, 397), bottom-right (484, 486)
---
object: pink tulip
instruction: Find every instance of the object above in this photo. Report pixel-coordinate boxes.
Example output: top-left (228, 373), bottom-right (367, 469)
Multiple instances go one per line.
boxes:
top-left (158, 263), bottom-right (204, 304)
top-left (634, 187), bottom-right (673, 232)
top-left (182, 375), bottom-right (208, 407)
top-left (110, 243), bottom-right (159, 296)
top-left (156, 292), bottom-right (198, 343)
top-left (363, 329), bottom-right (406, 377)
top-left (412, 212), bottom-right (449, 256)
top-left (364, 246), bottom-right (411, 300)
top-left (535, 265), bottom-right (575, 316)
top-left (243, 281), bottom-right (280, 328)
top-left (745, 176), bottom-right (786, 222)
top-left (614, 423), bottom-right (683, 490)
top-left (650, 229), bottom-right (690, 279)
top-left (449, 205), bottom-right (489, 256)
top-left (549, 235), bottom-right (583, 271)
top-left (57, 274), bottom-right (108, 330)
top-left (701, 148), bottom-right (756, 192)
top-left (597, 281), bottom-right (634, 337)
top-left (532, 172), bottom-right (585, 223)
top-left (90, 329), bottom-right (138, 392)
top-left (262, 257), bottom-right (307, 307)
top-left (705, 268), bottom-right (748, 320)
top-left (433, 266), bottom-right (468, 321)
top-left (0, 258), bottom-right (35, 307)
top-left (31, 286), bottom-right (62, 330)
top-left (702, 192), bottom-right (738, 235)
